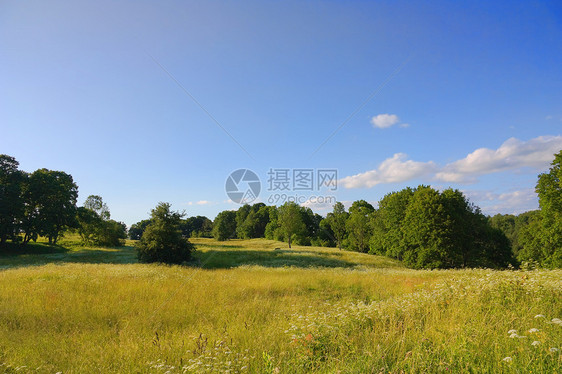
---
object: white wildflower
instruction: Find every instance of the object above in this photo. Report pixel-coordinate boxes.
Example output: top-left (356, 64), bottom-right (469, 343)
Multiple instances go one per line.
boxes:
top-left (528, 328), bottom-right (540, 333)
top-left (550, 347), bottom-right (559, 352)
top-left (531, 341), bottom-right (541, 346)
top-left (534, 314), bottom-right (545, 319)
top-left (509, 333), bottom-right (519, 338)
top-left (551, 318), bottom-right (562, 325)
top-left (508, 329), bottom-right (517, 334)
top-left (502, 357), bottom-right (512, 362)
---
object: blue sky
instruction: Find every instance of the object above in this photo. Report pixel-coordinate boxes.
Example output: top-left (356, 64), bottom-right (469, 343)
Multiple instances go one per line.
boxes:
top-left (1, 0), bottom-right (561, 225)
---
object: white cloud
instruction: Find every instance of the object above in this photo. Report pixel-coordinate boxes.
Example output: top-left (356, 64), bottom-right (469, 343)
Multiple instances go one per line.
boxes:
top-left (340, 135), bottom-right (562, 189)
top-left (340, 153), bottom-right (437, 188)
top-left (371, 113), bottom-right (407, 129)
top-left (300, 199), bottom-right (334, 212)
top-left (435, 136), bottom-right (562, 183)
top-left (187, 200), bottom-right (214, 206)
top-left (463, 188), bottom-right (538, 215)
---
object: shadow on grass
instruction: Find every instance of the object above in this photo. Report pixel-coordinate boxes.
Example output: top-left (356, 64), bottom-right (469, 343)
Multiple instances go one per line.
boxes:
top-left (191, 242), bottom-right (246, 250)
top-left (0, 242), bottom-right (138, 269)
top-left (0, 242), bottom-right (69, 255)
top-left (196, 249), bottom-right (357, 269)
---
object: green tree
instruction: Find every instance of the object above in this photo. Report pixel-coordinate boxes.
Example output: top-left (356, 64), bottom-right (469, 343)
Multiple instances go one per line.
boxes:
top-left (325, 202), bottom-right (348, 250)
top-left (298, 207), bottom-right (322, 246)
top-left (96, 219), bottom-right (127, 247)
top-left (83, 195), bottom-right (110, 220)
top-left (401, 186), bottom-right (452, 268)
top-left (77, 196), bottom-right (127, 247)
top-left (369, 188), bottom-right (414, 258)
top-left (278, 202), bottom-right (306, 248)
top-left (235, 204), bottom-right (252, 238)
top-left (519, 150), bottom-right (562, 267)
top-left (264, 206), bottom-right (281, 240)
top-left (517, 213), bottom-right (544, 265)
top-left (490, 210), bottom-right (541, 258)
top-left (24, 169), bottom-right (78, 244)
top-left (236, 203), bottom-right (270, 239)
top-left (314, 218), bottom-right (336, 247)
top-left (398, 186), bottom-right (513, 269)
top-left (129, 219), bottom-right (152, 240)
top-left (179, 216), bottom-right (213, 238)
top-left (346, 200), bottom-right (374, 252)
top-left (252, 204), bottom-right (270, 238)
top-left (76, 206), bottom-right (101, 244)
top-left (136, 202), bottom-right (193, 264)
top-left (0, 155), bottom-right (25, 246)
top-left (212, 210), bottom-right (237, 241)
top-left (489, 214), bottom-right (516, 252)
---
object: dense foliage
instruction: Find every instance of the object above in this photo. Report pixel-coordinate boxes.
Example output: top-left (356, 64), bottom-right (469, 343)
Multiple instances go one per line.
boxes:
top-left (136, 202), bottom-right (193, 264)
top-left (518, 150), bottom-right (562, 267)
top-left (370, 186), bottom-right (513, 269)
top-left (212, 210), bottom-right (237, 241)
top-left (0, 155), bottom-right (25, 245)
top-left (76, 195), bottom-right (127, 247)
top-left (0, 155), bottom-right (78, 245)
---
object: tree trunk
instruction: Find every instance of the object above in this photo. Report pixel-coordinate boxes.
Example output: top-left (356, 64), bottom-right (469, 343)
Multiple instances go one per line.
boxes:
top-left (288, 235), bottom-right (292, 249)
top-left (338, 241), bottom-right (341, 251)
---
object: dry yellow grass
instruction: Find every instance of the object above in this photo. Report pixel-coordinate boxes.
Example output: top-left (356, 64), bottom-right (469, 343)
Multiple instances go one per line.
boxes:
top-left (0, 238), bottom-right (560, 373)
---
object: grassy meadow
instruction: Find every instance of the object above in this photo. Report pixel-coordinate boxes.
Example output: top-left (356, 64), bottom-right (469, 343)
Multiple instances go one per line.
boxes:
top-left (0, 237), bottom-right (560, 373)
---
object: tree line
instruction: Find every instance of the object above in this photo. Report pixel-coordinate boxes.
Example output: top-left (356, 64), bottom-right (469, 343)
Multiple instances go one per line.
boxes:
top-left (178, 189), bottom-right (514, 269)
top-left (128, 150), bottom-right (561, 269)
top-left (489, 151), bottom-right (562, 268)
top-left (0, 155), bottom-right (126, 247)
top-left (2, 150), bottom-right (561, 268)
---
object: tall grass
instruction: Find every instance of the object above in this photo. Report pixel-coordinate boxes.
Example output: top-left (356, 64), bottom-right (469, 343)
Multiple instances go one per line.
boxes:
top-left (0, 238), bottom-right (559, 373)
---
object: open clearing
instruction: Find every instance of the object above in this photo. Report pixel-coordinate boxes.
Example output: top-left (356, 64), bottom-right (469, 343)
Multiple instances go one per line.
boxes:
top-left (0, 238), bottom-right (560, 373)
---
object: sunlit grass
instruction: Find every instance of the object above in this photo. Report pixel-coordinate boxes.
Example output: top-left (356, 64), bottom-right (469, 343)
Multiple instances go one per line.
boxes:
top-left (0, 238), bottom-right (560, 373)
top-left (190, 238), bottom-right (403, 269)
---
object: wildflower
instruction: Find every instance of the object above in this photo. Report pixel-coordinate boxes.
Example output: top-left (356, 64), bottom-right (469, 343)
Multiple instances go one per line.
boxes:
top-left (551, 318), bottom-right (562, 325)
top-left (550, 347), bottom-right (559, 352)
top-left (509, 333), bottom-right (519, 338)
top-left (508, 329), bottom-right (517, 334)
top-left (528, 328), bottom-right (540, 333)
top-left (534, 314), bottom-right (545, 319)
top-left (502, 357), bottom-right (512, 362)
top-left (531, 341), bottom-right (541, 346)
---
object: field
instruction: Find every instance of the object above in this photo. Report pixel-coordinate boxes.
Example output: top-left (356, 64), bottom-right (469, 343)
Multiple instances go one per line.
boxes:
top-left (0, 237), bottom-right (560, 373)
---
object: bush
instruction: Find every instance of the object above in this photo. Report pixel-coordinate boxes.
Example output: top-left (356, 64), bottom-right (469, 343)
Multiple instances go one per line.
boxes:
top-left (76, 206), bottom-right (127, 247)
top-left (136, 202), bottom-right (193, 264)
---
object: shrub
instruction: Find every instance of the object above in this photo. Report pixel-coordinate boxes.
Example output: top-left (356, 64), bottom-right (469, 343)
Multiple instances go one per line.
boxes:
top-left (136, 202), bottom-right (193, 264)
